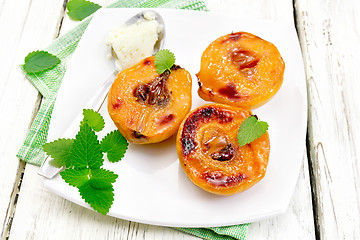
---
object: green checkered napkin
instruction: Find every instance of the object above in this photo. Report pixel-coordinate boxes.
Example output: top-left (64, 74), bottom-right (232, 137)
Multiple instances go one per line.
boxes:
top-left (17, 0), bottom-right (249, 239)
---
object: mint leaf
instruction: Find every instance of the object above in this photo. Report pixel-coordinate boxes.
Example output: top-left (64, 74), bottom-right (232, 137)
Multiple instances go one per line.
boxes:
top-left (237, 115), bottom-right (269, 147)
top-left (67, 0), bottom-right (101, 21)
top-left (101, 130), bottom-right (128, 163)
top-left (43, 109), bottom-right (128, 216)
top-left (81, 109), bottom-right (105, 132)
top-left (60, 168), bottom-right (90, 187)
top-left (154, 49), bottom-right (176, 74)
top-left (89, 168), bottom-right (118, 189)
top-left (43, 138), bottom-right (74, 168)
top-left (23, 51), bottom-right (60, 73)
top-left (78, 181), bottom-right (114, 215)
top-left (71, 123), bottom-right (103, 168)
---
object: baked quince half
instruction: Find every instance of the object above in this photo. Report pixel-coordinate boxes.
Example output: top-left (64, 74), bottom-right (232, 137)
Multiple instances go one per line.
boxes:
top-left (176, 103), bottom-right (270, 195)
top-left (108, 56), bottom-right (192, 144)
top-left (197, 32), bottom-right (285, 109)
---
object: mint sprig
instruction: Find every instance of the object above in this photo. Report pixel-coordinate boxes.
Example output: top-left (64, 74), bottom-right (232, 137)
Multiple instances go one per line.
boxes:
top-left (66, 0), bottom-right (101, 21)
top-left (154, 49), bottom-right (176, 74)
top-left (23, 51), bottom-right (60, 73)
top-left (43, 110), bottom-right (128, 215)
top-left (237, 115), bottom-right (269, 147)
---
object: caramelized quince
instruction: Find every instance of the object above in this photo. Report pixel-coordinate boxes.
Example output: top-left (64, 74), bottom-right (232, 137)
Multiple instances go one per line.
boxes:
top-left (176, 103), bottom-right (270, 195)
top-left (197, 32), bottom-right (285, 109)
top-left (108, 56), bottom-right (192, 144)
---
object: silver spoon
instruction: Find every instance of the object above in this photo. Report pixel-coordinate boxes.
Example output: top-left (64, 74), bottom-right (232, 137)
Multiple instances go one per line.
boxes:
top-left (38, 10), bottom-right (166, 179)
top-left (117, 10), bottom-right (165, 55)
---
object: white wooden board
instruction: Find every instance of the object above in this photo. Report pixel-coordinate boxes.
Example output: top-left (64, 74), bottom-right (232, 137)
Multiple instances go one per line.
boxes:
top-left (2, 0), bottom-right (319, 239)
top-left (295, 0), bottom-right (360, 239)
top-left (0, 0), bottom-right (67, 238)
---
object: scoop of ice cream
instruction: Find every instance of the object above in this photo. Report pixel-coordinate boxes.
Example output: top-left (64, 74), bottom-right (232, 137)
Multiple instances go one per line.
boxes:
top-left (106, 12), bottom-right (163, 71)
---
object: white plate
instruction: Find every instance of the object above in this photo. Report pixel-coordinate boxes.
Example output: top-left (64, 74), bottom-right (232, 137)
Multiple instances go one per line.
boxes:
top-left (45, 8), bottom-right (307, 227)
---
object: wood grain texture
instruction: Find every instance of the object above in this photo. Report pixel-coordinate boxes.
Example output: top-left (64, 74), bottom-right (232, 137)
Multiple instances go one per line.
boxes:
top-left (294, 0), bottom-right (360, 239)
top-left (0, 0), bottom-right (66, 238)
top-left (3, 0), bottom-right (317, 239)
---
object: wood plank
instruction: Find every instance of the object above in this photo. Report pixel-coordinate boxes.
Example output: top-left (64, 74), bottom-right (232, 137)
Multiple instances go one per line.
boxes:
top-left (0, 0), bottom-right (66, 238)
top-left (294, 0), bottom-right (360, 239)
